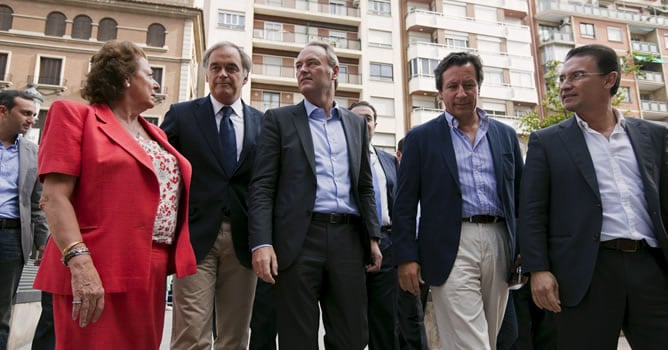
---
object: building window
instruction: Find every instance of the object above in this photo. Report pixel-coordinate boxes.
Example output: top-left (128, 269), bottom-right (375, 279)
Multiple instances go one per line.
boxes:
top-left (580, 23), bottom-right (595, 38)
top-left (0, 52), bottom-right (7, 81)
top-left (619, 86), bottom-right (632, 103)
top-left (408, 58), bottom-right (439, 77)
top-left (368, 0), bottom-right (391, 16)
top-left (218, 12), bottom-right (245, 30)
top-left (484, 68), bottom-right (504, 85)
top-left (0, 5), bottom-right (12, 31)
top-left (264, 22), bottom-right (282, 41)
top-left (45, 12), bottom-right (66, 37)
top-left (147, 23), bottom-right (166, 47)
top-left (370, 62), bottom-right (393, 81)
top-left (329, 31), bottom-right (347, 48)
top-left (607, 26), bottom-right (622, 42)
top-left (98, 18), bottom-right (118, 41)
top-left (369, 96), bottom-right (395, 117)
top-left (72, 15), bottom-right (92, 40)
top-left (511, 72), bottom-right (533, 88)
top-left (445, 36), bottom-right (468, 49)
top-left (37, 56), bottom-right (63, 85)
top-left (369, 29), bottom-right (392, 48)
top-left (151, 66), bottom-right (163, 93)
top-left (443, 3), bottom-right (467, 18)
top-left (329, 0), bottom-right (346, 16)
top-left (262, 91), bottom-right (280, 111)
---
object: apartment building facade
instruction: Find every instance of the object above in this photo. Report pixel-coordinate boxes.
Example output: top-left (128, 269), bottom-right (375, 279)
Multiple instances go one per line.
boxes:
top-left (0, 0), bottom-right (205, 143)
top-left (535, 0), bottom-right (668, 124)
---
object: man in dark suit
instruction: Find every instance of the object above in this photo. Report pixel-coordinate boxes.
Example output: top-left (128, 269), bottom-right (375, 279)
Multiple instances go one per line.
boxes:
top-left (248, 41), bottom-right (382, 350)
top-left (350, 101), bottom-right (399, 350)
top-left (520, 44), bottom-right (668, 349)
top-left (393, 51), bottom-right (523, 349)
top-left (0, 89), bottom-right (48, 349)
top-left (161, 41), bottom-right (262, 349)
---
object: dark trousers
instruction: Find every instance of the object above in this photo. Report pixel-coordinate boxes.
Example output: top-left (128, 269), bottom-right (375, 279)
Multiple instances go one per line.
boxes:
top-left (0, 228), bottom-right (23, 350)
top-left (31, 292), bottom-right (55, 350)
top-left (396, 282), bottom-right (429, 350)
top-left (366, 231), bottom-right (398, 350)
top-left (249, 279), bottom-right (276, 350)
top-left (555, 246), bottom-right (668, 350)
top-left (497, 293), bottom-right (519, 350)
top-left (513, 283), bottom-right (557, 350)
top-left (275, 221), bottom-right (367, 350)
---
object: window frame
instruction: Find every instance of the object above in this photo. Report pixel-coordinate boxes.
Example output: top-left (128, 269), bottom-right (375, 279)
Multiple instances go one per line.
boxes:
top-left (35, 54), bottom-right (65, 86)
top-left (218, 11), bottom-right (245, 30)
top-left (150, 65), bottom-right (165, 94)
top-left (368, 0), bottom-right (391, 16)
top-left (147, 23), bottom-right (166, 47)
top-left (0, 5), bottom-right (13, 31)
top-left (71, 15), bottom-right (92, 40)
top-left (580, 23), bottom-right (595, 38)
top-left (0, 51), bottom-right (10, 82)
top-left (45, 11), bottom-right (66, 37)
top-left (370, 62), bottom-right (394, 82)
top-left (607, 26), bottom-right (622, 42)
top-left (97, 17), bottom-right (118, 41)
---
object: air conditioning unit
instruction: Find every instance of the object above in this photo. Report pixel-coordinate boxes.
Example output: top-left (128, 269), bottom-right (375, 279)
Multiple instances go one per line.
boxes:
top-left (352, 0), bottom-right (360, 8)
top-left (559, 17), bottom-right (571, 26)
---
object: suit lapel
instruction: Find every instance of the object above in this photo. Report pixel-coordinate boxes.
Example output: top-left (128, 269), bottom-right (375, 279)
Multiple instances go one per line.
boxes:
top-left (17, 140), bottom-right (28, 196)
top-left (292, 101), bottom-right (316, 174)
top-left (625, 118), bottom-right (657, 190)
top-left (341, 108), bottom-right (361, 187)
top-left (436, 114), bottom-right (460, 188)
top-left (192, 97), bottom-right (226, 171)
top-left (94, 104), bottom-right (156, 176)
top-left (559, 117), bottom-right (600, 197)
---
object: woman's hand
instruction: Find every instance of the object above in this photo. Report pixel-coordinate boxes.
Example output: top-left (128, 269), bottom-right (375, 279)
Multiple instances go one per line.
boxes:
top-left (69, 254), bottom-right (105, 327)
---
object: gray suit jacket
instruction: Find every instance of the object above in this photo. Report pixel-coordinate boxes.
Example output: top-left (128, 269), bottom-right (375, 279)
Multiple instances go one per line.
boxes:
top-left (18, 138), bottom-right (48, 264)
top-left (248, 101), bottom-right (380, 270)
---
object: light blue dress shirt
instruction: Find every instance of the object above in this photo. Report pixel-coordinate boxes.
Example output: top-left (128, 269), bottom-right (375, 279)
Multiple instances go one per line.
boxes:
top-left (0, 137), bottom-right (20, 219)
top-left (445, 108), bottom-right (504, 218)
top-left (304, 99), bottom-right (359, 215)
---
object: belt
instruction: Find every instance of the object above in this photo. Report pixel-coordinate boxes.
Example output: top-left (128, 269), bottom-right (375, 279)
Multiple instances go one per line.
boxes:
top-left (311, 212), bottom-right (361, 225)
top-left (462, 215), bottom-right (504, 224)
top-left (0, 218), bottom-right (20, 229)
top-left (600, 239), bottom-right (647, 253)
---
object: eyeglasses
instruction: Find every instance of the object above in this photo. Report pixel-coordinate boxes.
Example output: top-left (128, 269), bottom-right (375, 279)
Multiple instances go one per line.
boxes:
top-left (558, 71), bottom-right (608, 85)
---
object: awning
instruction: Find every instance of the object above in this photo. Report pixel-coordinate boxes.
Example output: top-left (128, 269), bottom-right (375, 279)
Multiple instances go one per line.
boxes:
top-left (634, 54), bottom-right (664, 63)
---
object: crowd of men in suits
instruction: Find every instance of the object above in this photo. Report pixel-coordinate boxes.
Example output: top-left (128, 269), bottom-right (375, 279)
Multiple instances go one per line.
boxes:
top-left (2, 39), bottom-right (667, 350)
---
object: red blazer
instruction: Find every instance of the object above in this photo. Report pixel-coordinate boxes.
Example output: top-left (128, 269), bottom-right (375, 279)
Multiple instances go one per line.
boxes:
top-left (34, 100), bottom-right (196, 295)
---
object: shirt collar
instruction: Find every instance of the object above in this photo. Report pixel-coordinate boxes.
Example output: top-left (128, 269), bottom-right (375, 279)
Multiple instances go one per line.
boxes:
top-left (305, 99), bottom-right (339, 120)
top-left (575, 109), bottom-right (626, 131)
top-left (210, 95), bottom-right (243, 117)
top-left (444, 107), bottom-right (489, 129)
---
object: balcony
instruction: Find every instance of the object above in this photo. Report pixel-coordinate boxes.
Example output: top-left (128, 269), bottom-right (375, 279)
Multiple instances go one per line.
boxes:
top-left (406, 9), bottom-right (531, 43)
top-left (252, 62), bottom-right (362, 92)
top-left (407, 42), bottom-right (534, 73)
top-left (253, 28), bottom-right (361, 58)
top-left (631, 41), bottom-right (660, 55)
top-left (637, 70), bottom-right (664, 91)
top-left (641, 100), bottom-right (668, 120)
top-left (27, 75), bottom-right (67, 96)
top-left (254, 0), bottom-right (361, 27)
top-left (536, 0), bottom-right (668, 29)
top-left (408, 74), bottom-right (437, 95)
top-left (410, 107), bottom-right (442, 127)
top-left (0, 73), bottom-right (12, 89)
top-left (539, 31), bottom-right (574, 45)
top-left (466, 0), bottom-right (527, 15)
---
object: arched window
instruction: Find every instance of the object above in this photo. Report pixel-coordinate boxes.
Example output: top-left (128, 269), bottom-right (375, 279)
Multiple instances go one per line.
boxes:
top-left (147, 23), bottom-right (166, 47)
top-left (97, 18), bottom-right (117, 41)
top-left (45, 12), bottom-right (66, 37)
top-left (0, 5), bottom-right (13, 31)
top-left (72, 15), bottom-right (92, 40)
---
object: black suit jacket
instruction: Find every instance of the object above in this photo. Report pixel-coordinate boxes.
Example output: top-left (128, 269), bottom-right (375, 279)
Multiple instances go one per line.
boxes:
top-left (393, 114), bottom-right (523, 286)
top-left (519, 116), bottom-right (668, 306)
top-left (161, 96), bottom-right (263, 267)
top-left (248, 101), bottom-right (380, 270)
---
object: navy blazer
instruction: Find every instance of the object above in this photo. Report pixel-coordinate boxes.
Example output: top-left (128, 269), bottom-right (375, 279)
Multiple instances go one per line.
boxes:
top-left (161, 96), bottom-right (263, 267)
top-left (520, 116), bottom-right (668, 306)
top-left (248, 101), bottom-right (380, 270)
top-left (392, 113), bottom-right (523, 286)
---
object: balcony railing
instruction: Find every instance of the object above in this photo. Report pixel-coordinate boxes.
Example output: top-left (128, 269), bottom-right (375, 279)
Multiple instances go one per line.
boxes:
top-left (631, 41), bottom-right (660, 54)
top-left (539, 31), bottom-right (574, 43)
top-left (254, 0), bottom-right (360, 18)
top-left (638, 70), bottom-right (664, 83)
top-left (253, 62), bottom-right (361, 84)
top-left (537, 0), bottom-right (668, 26)
top-left (253, 29), bottom-right (361, 51)
top-left (641, 100), bottom-right (668, 113)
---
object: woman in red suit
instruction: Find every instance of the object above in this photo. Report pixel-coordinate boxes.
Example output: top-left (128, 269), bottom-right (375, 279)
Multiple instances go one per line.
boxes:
top-left (34, 41), bottom-right (196, 349)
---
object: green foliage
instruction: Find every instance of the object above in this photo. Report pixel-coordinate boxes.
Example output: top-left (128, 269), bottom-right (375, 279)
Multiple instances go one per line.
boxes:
top-left (519, 51), bottom-right (650, 134)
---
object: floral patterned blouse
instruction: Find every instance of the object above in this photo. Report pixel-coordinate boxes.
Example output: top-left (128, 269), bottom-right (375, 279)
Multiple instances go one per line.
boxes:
top-left (137, 136), bottom-right (182, 244)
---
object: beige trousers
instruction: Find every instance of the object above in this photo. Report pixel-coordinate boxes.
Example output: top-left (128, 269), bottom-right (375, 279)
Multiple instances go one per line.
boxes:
top-left (431, 222), bottom-right (509, 350)
top-left (171, 222), bottom-right (257, 350)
